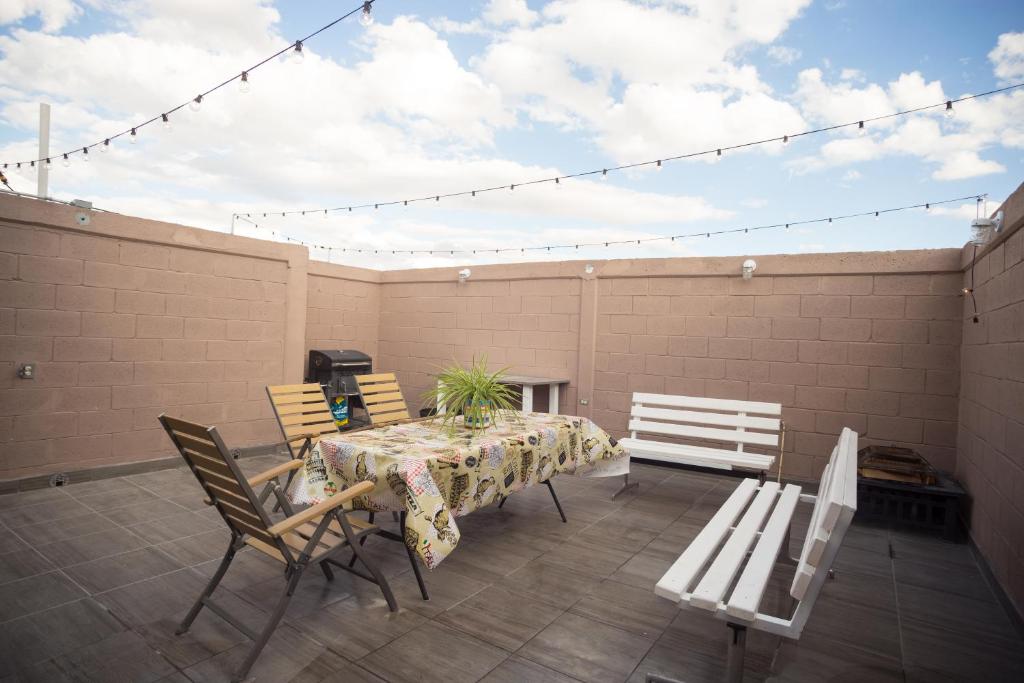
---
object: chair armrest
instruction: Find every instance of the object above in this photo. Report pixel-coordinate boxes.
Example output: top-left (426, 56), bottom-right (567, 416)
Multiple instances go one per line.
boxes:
top-left (286, 432), bottom-right (320, 443)
top-left (247, 459), bottom-right (305, 487)
top-left (267, 480), bottom-right (375, 536)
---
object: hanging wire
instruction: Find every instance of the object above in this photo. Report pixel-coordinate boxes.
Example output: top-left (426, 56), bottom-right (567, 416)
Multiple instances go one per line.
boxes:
top-left (0, 1), bottom-right (376, 168)
top-left (231, 83), bottom-right (1022, 219)
top-left (237, 194), bottom-right (986, 256)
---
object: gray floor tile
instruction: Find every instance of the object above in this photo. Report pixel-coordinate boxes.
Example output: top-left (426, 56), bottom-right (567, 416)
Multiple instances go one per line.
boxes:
top-left (480, 655), bottom-right (582, 683)
top-left (0, 548), bottom-right (54, 584)
top-left (45, 629), bottom-right (177, 682)
top-left (126, 510), bottom-right (220, 544)
top-left (518, 611), bottom-right (657, 683)
top-left (100, 498), bottom-right (189, 526)
top-left (63, 546), bottom-right (183, 594)
top-left (0, 599), bottom-right (123, 678)
top-left (437, 584), bottom-right (564, 651)
top-left (12, 512), bottom-right (119, 547)
top-left (894, 556), bottom-right (996, 603)
top-left (35, 527), bottom-right (149, 568)
top-left (75, 485), bottom-right (162, 512)
top-left (360, 621), bottom-right (508, 683)
top-left (900, 614), bottom-right (1024, 681)
top-left (0, 571), bottom-right (86, 622)
top-left (64, 477), bottom-right (142, 498)
top-left (156, 529), bottom-right (232, 567)
top-left (0, 487), bottom-right (70, 511)
top-left (501, 559), bottom-right (604, 610)
top-left (291, 589), bottom-right (427, 660)
top-left (0, 497), bottom-right (92, 529)
top-left (570, 579), bottom-right (678, 638)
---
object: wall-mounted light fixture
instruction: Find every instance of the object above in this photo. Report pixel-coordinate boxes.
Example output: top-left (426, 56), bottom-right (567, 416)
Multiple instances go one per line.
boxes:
top-left (741, 259), bottom-right (757, 280)
top-left (584, 264), bottom-right (595, 274)
top-left (458, 268), bottom-right (471, 282)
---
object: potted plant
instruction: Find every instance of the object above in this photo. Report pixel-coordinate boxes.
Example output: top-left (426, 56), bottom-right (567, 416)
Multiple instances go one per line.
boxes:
top-left (430, 357), bottom-right (521, 431)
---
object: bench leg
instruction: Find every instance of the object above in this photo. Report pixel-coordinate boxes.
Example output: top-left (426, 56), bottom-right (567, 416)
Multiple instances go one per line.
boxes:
top-left (612, 473), bottom-right (639, 500)
top-left (725, 623), bottom-right (747, 683)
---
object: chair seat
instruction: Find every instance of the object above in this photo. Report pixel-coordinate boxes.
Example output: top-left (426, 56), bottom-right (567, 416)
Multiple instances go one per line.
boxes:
top-left (246, 516), bottom-right (376, 563)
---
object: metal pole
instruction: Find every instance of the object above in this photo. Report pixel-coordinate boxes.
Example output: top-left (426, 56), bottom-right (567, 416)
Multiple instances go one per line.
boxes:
top-left (37, 103), bottom-right (51, 199)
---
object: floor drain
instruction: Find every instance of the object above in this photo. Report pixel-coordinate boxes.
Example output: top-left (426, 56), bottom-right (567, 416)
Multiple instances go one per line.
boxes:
top-left (49, 473), bottom-right (71, 487)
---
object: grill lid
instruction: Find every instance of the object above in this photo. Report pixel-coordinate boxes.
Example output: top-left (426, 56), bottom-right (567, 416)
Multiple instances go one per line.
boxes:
top-left (309, 349), bottom-right (371, 369)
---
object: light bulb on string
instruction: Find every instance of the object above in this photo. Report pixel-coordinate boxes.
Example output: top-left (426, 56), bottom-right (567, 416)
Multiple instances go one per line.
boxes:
top-left (601, 169), bottom-right (608, 180)
top-left (782, 135), bottom-right (789, 147)
top-left (130, 128), bottom-right (138, 144)
top-left (924, 203), bottom-right (931, 213)
top-left (944, 100), bottom-right (954, 118)
top-left (874, 211), bottom-right (879, 221)
top-left (857, 121), bottom-right (866, 136)
top-left (162, 113), bottom-right (172, 131)
top-left (82, 147), bottom-right (89, 162)
top-left (555, 177), bottom-right (561, 189)
top-left (101, 139), bottom-right (110, 153)
top-left (291, 41), bottom-right (305, 63)
top-left (239, 71), bottom-right (250, 93)
top-left (656, 160), bottom-right (663, 171)
top-left (360, 1), bottom-right (373, 26)
top-left (62, 154), bottom-right (70, 168)
top-left (189, 95), bottom-right (202, 112)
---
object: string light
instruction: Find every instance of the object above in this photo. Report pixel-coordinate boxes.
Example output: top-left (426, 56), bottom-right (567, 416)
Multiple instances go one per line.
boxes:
top-left (130, 128), bottom-right (138, 144)
top-left (162, 113), bottom-right (171, 131)
top-left (237, 83), bottom-right (1020, 220)
top-left (82, 147), bottom-right (89, 162)
top-left (291, 41), bottom-right (305, 64)
top-left (857, 121), bottom-right (866, 136)
top-left (945, 100), bottom-right (954, 118)
top-left (783, 135), bottom-right (790, 146)
top-left (101, 139), bottom-right (110, 153)
top-left (360, 1), bottom-right (374, 26)
top-left (237, 194), bottom-right (983, 257)
top-left (0, 1), bottom-right (375, 170)
top-left (62, 154), bottom-right (70, 168)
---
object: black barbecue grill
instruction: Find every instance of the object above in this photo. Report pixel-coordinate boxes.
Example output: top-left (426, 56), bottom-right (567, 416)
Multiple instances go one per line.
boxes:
top-left (306, 349), bottom-right (372, 411)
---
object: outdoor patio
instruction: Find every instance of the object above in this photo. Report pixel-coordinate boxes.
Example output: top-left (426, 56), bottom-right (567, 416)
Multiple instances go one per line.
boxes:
top-left (2, 456), bottom-right (1021, 683)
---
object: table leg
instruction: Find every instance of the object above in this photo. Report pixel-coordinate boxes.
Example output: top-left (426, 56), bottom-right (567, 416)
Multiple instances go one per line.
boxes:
top-left (521, 384), bottom-right (534, 413)
top-left (549, 382), bottom-right (559, 414)
top-left (401, 511), bottom-right (430, 601)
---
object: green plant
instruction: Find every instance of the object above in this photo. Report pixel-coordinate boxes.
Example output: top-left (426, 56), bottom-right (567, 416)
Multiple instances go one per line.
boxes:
top-left (428, 357), bottom-right (521, 432)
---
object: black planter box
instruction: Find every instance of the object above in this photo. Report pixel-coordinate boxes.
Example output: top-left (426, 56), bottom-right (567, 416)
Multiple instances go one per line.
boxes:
top-left (856, 472), bottom-right (966, 542)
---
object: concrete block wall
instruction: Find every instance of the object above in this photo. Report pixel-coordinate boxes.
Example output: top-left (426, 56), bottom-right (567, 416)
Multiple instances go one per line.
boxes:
top-left (376, 273), bottom-right (582, 414)
top-left (956, 183), bottom-right (1024, 616)
top-left (1, 196), bottom-right (313, 480)
top-left (592, 264), bottom-right (963, 479)
top-left (305, 262), bottom-right (382, 361)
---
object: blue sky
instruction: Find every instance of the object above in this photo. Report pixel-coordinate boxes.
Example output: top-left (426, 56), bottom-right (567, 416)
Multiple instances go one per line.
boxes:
top-left (1, 1), bottom-right (1022, 268)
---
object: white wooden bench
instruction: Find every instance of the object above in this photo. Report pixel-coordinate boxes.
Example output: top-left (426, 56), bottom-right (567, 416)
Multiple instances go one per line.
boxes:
top-left (615, 393), bottom-right (784, 497)
top-left (650, 427), bottom-right (858, 683)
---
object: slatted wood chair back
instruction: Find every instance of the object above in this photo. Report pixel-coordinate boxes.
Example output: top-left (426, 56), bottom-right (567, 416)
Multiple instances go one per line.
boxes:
top-left (786, 427), bottom-right (858, 633)
top-left (158, 414), bottom-right (293, 563)
top-left (266, 383), bottom-right (339, 457)
top-left (355, 372), bottom-right (410, 426)
top-left (628, 393), bottom-right (782, 453)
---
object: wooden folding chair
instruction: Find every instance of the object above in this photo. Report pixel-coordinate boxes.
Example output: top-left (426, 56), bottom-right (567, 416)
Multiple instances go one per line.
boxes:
top-left (158, 414), bottom-right (399, 683)
top-left (354, 372), bottom-right (411, 426)
top-left (265, 382), bottom-right (431, 599)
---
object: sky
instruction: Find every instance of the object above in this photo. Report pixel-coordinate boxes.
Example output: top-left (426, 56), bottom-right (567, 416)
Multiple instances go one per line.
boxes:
top-left (1, 0), bottom-right (1022, 270)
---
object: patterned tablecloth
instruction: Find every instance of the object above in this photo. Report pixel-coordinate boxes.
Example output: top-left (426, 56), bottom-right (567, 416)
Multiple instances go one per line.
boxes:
top-left (288, 413), bottom-right (627, 568)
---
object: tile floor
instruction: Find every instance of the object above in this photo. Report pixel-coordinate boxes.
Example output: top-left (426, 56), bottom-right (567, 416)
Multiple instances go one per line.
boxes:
top-left (1, 458), bottom-right (1021, 682)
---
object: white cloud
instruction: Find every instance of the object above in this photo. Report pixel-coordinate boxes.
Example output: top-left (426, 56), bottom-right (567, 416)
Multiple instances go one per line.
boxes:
top-left (0, 0), bottom-right (80, 33)
top-left (767, 45), bottom-right (801, 65)
top-left (788, 54), bottom-right (1022, 181)
top-left (989, 31), bottom-right (1024, 83)
top-left (482, 0), bottom-right (538, 27)
top-left (842, 169), bottom-right (861, 181)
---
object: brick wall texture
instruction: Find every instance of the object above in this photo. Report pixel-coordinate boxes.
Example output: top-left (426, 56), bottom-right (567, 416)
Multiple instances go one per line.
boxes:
top-left (956, 198), bottom-right (1024, 616)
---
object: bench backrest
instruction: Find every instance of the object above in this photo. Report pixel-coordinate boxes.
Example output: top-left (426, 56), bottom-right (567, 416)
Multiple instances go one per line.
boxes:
top-left (628, 393), bottom-right (782, 454)
top-left (787, 427), bottom-right (858, 634)
top-left (266, 383), bottom-right (339, 457)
